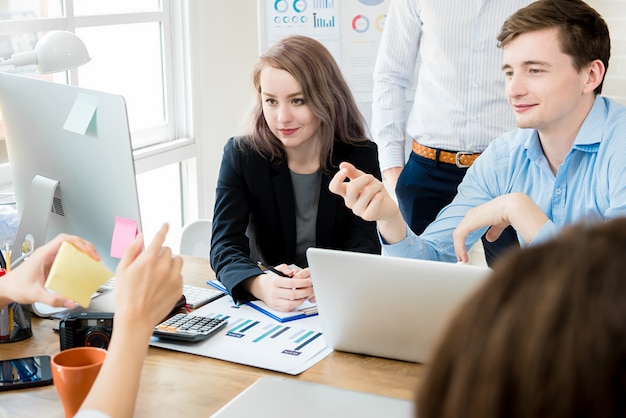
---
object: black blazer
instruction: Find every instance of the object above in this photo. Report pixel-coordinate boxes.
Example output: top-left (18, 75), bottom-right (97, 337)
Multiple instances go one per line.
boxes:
top-left (210, 136), bottom-right (382, 303)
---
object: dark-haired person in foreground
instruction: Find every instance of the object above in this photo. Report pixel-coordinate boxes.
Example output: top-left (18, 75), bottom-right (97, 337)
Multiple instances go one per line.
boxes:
top-left (417, 216), bottom-right (626, 417)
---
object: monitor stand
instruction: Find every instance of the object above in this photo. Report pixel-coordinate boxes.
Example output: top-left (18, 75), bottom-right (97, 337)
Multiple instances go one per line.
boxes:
top-left (11, 174), bottom-right (59, 267)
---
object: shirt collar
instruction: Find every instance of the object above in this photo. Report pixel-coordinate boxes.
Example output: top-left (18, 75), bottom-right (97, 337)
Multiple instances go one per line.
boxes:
top-left (571, 95), bottom-right (606, 150)
top-left (524, 95), bottom-right (607, 157)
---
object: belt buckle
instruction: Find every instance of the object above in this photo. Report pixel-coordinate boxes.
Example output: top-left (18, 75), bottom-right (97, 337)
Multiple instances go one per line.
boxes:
top-left (455, 151), bottom-right (473, 168)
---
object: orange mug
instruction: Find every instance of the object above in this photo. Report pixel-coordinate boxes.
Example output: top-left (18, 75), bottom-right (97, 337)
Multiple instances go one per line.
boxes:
top-left (51, 347), bottom-right (107, 418)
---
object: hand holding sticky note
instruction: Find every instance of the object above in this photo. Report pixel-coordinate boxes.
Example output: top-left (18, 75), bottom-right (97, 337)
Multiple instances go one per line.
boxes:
top-left (45, 241), bottom-right (115, 308)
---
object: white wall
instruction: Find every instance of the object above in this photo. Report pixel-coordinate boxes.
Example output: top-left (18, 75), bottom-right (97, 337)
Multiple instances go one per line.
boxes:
top-left (589, 0), bottom-right (626, 105)
top-left (188, 0), bottom-right (260, 220)
top-left (188, 0), bottom-right (626, 221)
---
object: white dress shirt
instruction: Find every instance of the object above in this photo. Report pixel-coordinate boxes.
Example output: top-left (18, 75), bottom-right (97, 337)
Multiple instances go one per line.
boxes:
top-left (371, 0), bottom-right (536, 171)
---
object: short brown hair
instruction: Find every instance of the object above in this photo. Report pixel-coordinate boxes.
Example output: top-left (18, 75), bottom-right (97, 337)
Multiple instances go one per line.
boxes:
top-left (242, 35), bottom-right (368, 171)
top-left (497, 0), bottom-right (610, 94)
top-left (417, 218), bottom-right (626, 418)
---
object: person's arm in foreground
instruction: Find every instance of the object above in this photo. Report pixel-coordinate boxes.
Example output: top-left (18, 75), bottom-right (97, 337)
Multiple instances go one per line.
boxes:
top-left (0, 234), bottom-right (98, 309)
top-left (78, 223), bottom-right (183, 418)
top-left (329, 162), bottom-right (407, 244)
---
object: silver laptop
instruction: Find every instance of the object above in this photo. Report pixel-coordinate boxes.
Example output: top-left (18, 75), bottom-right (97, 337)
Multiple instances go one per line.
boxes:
top-left (210, 377), bottom-right (414, 418)
top-left (306, 248), bottom-right (492, 363)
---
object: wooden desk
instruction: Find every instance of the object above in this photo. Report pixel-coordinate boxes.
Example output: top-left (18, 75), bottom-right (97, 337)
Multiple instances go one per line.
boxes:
top-left (0, 256), bottom-right (423, 417)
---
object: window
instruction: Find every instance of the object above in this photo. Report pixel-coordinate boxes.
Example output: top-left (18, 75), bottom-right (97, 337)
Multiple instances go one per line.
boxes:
top-left (0, 0), bottom-right (196, 248)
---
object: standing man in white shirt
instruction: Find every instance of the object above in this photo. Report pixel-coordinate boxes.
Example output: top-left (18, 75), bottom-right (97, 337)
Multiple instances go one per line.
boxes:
top-left (371, 0), bottom-right (535, 265)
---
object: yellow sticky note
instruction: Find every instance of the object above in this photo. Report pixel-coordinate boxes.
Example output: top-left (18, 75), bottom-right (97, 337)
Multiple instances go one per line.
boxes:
top-left (45, 241), bottom-right (114, 308)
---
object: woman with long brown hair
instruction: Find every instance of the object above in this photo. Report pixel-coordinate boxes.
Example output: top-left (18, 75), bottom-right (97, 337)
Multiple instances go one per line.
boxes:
top-left (210, 35), bottom-right (381, 312)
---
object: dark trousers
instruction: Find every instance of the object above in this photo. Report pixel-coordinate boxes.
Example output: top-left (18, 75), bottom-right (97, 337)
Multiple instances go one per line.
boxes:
top-left (395, 151), bottom-right (519, 266)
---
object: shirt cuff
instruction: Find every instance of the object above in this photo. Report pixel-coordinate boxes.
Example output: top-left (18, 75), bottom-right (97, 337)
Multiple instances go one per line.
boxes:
top-left (378, 142), bottom-right (408, 172)
top-left (380, 224), bottom-right (431, 259)
top-left (527, 220), bottom-right (558, 246)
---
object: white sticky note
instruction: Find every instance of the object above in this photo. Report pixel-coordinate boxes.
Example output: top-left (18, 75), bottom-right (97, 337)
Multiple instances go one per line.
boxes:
top-left (63, 92), bottom-right (98, 135)
top-left (45, 241), bottom-right (114, 308)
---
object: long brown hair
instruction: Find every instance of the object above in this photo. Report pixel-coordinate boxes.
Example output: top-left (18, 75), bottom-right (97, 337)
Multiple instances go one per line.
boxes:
top-left (240, 35), bottom-right (369, 170)
top-left (497, 0), bottom-right (610, 94)
top-left (417, 218), bottom-right (626, 418)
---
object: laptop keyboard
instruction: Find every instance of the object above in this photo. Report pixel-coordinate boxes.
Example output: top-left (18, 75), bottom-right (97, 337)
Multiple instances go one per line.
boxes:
top-left (98, 278), bottom-right (224, 309)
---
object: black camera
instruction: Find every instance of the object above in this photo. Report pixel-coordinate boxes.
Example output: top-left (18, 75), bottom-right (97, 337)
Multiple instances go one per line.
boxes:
top-left (59, 312), bottom-right (114, 351)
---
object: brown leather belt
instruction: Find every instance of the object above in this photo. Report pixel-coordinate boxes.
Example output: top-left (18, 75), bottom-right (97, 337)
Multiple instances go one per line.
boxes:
top-left (412, 142), bottom-right (481, 168)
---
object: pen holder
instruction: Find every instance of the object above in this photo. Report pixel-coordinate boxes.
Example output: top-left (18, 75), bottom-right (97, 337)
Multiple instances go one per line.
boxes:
top-left (0, 302), bottom-right (33, 343)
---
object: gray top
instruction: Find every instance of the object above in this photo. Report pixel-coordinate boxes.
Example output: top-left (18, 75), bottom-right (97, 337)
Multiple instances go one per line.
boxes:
top-left (290, 169), bottom-right (321, 267)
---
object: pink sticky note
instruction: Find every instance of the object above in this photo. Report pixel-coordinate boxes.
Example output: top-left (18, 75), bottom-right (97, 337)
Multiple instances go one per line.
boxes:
top-left (110, 217), bottom-right (138, 258)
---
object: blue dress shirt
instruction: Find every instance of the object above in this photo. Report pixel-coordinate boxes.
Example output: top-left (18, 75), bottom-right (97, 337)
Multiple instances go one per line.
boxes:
top-left (384, 96), bottom-right (626, 261)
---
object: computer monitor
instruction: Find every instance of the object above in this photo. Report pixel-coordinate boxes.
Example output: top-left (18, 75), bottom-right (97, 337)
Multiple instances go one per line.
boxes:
top-left (0, 72), bottom-right (142, 270)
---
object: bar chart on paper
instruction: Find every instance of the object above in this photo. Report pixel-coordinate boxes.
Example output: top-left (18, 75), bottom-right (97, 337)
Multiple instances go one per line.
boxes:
top-left (218, 315), bottom-right (324, 353)
top-left (150, 295), bottom-right (332, 375)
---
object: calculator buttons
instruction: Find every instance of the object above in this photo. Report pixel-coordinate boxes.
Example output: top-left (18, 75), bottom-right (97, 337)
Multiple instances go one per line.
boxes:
top-left (153, 313), bottom-right (228, 343)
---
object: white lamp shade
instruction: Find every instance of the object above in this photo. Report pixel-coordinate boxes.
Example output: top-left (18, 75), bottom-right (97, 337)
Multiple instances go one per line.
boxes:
top-left (4, 31), bottom-right (91, 74)
top-left (34, 31), bottom-right (91, 73)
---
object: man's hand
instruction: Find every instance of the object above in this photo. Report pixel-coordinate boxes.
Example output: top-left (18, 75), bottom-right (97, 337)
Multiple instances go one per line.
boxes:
top-left (453, 193), bottom-right (548, 262)
top-left (329, 162), bottom-right (407, 244)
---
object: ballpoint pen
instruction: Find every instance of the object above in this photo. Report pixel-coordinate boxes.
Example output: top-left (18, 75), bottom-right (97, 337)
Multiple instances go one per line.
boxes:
top-left (2, 243), bottom-right (9, 271)
top-left (0, 249), bottom-right (5, 270)
top-left (256, 261), bottom-right (295, 278)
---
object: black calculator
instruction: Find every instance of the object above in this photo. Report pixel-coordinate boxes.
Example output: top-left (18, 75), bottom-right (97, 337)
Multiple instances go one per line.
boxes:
top-left (153, 313), bottom-right (228, 343)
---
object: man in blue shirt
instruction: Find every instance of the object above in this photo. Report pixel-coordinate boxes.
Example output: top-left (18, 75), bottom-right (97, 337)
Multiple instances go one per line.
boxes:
top-left (330, 0), bottom-right (626, 263)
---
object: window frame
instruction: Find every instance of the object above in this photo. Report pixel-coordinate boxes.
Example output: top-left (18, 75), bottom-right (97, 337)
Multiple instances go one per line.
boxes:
top-left (0, 1), bottom-right (197, 222)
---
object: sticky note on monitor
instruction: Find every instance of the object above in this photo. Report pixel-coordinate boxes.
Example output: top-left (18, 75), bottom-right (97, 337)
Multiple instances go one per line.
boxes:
top-left (110, 216), bottom-right (138, 259)
top-left (45, 241), bottom-right (115, 308)
top-left (63, 92), bottom-right (98, 136)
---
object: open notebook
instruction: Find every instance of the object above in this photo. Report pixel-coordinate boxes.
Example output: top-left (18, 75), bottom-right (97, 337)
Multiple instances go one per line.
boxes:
top-left (207, 279), bottom-right (317, 322)
top-left (306, 248), bottom-right (492, 363)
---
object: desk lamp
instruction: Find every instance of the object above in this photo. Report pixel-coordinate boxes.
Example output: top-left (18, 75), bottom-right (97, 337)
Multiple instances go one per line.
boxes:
top-left (0, 30), bottom-right (90, 73)
top-left (0, 31), bottom-right (90, 269)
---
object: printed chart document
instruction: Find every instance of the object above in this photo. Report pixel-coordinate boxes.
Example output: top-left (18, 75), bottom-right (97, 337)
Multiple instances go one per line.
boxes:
top-left (207, 279), bottom-right (318, 322)
top-left (149, 293), bottom-right (332, 375)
